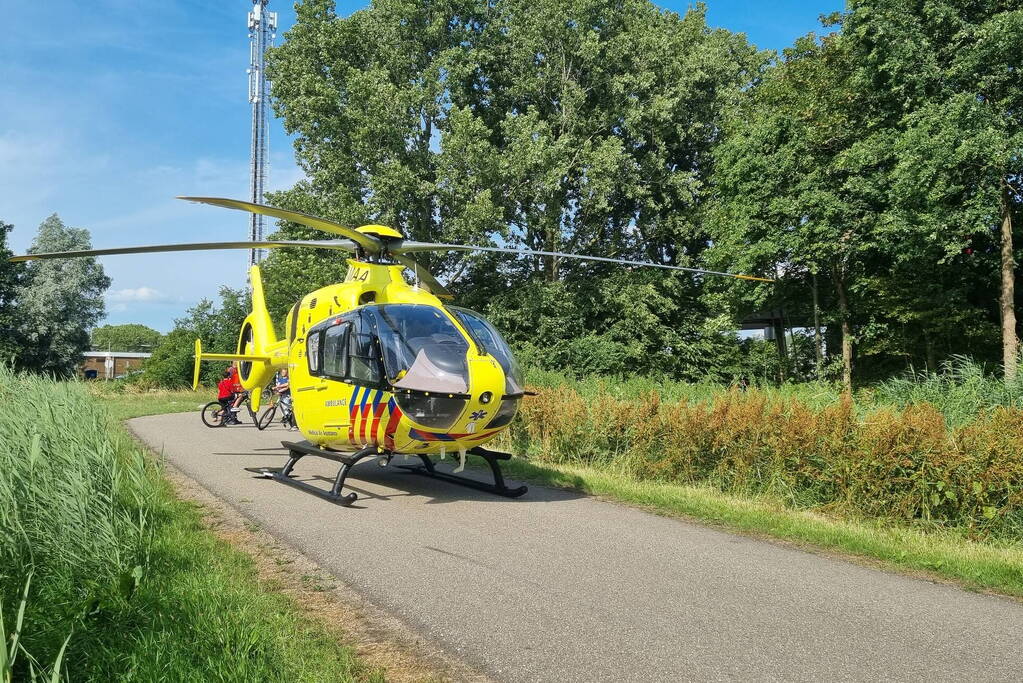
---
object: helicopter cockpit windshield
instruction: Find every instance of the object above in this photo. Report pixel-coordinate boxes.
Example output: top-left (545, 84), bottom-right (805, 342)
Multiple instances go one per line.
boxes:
top-left (449, 307), bottom-right (524, 396)
top-left (370, 304), bottom-right (471, 394)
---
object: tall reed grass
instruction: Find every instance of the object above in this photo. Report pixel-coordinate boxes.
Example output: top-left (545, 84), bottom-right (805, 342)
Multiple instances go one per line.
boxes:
top-left (0, 367), bottom-right (366, 680)
top-left (873, 355), bottom-right (1023, 426)
top-left (0, 368), bottom-right (154, 673)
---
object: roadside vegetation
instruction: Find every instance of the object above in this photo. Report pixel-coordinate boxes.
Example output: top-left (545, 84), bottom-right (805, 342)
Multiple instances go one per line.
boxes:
top-left (0, 367), bottom-right (375, 681)
top-left (497, 358), bottom-right (1023, 595)
top-left (91, 358), bottom-right (1023, 597)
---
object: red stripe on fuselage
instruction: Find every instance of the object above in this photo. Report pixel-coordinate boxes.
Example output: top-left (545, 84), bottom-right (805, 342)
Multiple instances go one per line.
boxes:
top-left (359, 396), bottom-right (371, 443)
top-left (369, 398), bottom-right (387, 445)
top-left (469, 430), bottom-right (500, 441)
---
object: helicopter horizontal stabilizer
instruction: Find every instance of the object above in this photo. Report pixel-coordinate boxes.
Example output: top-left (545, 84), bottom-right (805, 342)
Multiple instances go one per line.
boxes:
top-left (199, 352), bottom-right (272, 362)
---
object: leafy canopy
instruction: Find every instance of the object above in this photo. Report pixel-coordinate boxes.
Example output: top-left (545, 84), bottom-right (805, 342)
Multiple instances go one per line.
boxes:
top-left (15, 215), bottom-right (110, 377)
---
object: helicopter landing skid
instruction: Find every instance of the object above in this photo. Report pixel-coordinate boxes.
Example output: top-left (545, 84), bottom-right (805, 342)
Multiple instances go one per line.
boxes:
top-left (396, 446), bottom-right (528, 499)
top-left (265, 441), bottom-right (381, 505)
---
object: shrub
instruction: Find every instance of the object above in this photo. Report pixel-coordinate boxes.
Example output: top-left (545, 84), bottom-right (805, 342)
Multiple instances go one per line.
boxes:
top-left (512, 381), bottom-right (1023, 538)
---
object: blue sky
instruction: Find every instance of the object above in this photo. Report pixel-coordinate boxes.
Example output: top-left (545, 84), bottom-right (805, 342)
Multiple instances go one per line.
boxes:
top-left (0, 0), bottom-right (841, 333)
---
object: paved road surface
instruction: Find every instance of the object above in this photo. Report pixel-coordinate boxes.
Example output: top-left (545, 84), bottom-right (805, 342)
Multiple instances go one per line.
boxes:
top-left (130, 412), bottom-right (1023, 682)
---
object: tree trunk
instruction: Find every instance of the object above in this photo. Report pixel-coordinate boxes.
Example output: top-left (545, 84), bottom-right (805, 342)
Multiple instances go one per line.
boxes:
top-left (832, 267), bottom-right (853, 392)
top-left (543, 198), bottom-right (563, 282)
top-left (1000, 180), bottom-right (1017, 384)
top-left (772, 314), bottom-right (788, 382)
top-left (812, 272), bottom-right (823, 380)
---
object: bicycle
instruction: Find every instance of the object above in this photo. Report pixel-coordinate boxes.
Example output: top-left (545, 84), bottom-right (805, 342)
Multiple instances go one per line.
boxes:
top-left (255, 390), bottom-right (295, 431)
top-left (201, 387), bottom-right (270, 428)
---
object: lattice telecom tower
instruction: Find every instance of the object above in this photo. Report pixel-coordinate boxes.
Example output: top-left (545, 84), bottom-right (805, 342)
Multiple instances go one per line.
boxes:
top-left (247, 0), bottom-right (277, 265)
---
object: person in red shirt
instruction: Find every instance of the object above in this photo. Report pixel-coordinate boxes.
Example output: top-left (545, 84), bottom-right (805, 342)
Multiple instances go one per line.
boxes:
top-left (216, 370), bottom-right (240, 424)
top-left (226, 365), bottom-right (248, 420)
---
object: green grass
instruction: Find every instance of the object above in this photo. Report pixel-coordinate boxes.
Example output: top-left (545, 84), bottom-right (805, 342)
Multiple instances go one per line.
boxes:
top-left (872, 355), bottom-right (1023, 426)
top-left (493, 455), bottom-right (1023, 598)
top-left (0, 369), bottom-right (377, 682)
top-left (87, 385), bottom-right (201, 422)
top-left (527, 355), bottom-right (1023, 422)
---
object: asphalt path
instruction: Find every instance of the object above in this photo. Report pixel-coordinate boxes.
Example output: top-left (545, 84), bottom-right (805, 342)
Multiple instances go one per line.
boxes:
top-left (130, 412), bottom-right (1023, 682)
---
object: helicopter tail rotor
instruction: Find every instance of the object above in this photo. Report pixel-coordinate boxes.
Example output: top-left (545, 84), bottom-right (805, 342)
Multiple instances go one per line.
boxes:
top-left (234, 265), bottom-right (286, 410)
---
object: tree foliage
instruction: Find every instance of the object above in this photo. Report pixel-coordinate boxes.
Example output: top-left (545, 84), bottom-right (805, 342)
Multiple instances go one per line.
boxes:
top-left (263, 0), bottom-right (768, 379)
top-left (14, 215), bottom-right (110, 377)
top-left (90, 324), bottom-right (163, 353)
top-left (0, 222), bottom-right (25, 365)
top-left (711, 1), bottom-right (1022, 387)
top-left (143, 288), bottom-right (250, 388)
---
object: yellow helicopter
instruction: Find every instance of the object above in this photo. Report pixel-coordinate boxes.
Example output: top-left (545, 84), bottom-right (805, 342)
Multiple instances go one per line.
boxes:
top-left (11, 197), bottom-right (772, 505)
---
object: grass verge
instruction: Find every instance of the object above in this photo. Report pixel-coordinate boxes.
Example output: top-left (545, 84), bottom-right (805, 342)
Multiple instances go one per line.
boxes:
top-left (2, 374), bottom-right (377, 681)
top-left (496, 456), bottom-right (1023, 599)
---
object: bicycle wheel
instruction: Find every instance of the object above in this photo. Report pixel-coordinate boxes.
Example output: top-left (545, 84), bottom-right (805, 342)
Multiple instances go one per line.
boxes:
top-left (201, 401), bottom-right (226, 428)
top-left (256, 403), bottom-right (278, 431)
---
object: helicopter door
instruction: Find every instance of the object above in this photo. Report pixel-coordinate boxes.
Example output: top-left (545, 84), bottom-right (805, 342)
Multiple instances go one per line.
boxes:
top-left (307, 312), bottom-right (385, 388)
top-left (347, 311), bottom-right (383, 385)
top-left (320, 322), bottom-right (349, 378)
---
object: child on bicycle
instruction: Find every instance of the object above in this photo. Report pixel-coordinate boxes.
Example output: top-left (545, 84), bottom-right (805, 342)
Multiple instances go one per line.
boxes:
top-left (274, 368), bottom-right (296, 430)
top-left (226, 365), bottom-right (249, 420)
top-left (217, 370), bottom-right (241, 425)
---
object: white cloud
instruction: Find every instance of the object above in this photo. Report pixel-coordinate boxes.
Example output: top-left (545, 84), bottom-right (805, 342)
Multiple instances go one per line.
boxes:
top-left (106, 286), bottom-right (169, 303)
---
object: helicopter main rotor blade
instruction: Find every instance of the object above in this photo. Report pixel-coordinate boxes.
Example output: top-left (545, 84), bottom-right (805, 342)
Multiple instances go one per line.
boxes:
top-left (391, 254), bottom-right (454, 299)
top-left (394, 242), bottom-right (775, 282)
top-left (8, 239), bottom-right (358, 262)
top-left (177, 197), bottom-right (383, 254)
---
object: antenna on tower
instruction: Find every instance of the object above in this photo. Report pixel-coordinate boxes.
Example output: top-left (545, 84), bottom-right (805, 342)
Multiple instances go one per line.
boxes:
top-left (247, 0), bottom-right (277, 266)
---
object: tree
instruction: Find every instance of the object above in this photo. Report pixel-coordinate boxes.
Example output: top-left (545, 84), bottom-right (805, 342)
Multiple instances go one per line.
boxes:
top-left (0, 222), bottom-right (25, 365)
top-left (90, 324), bottom-right (162, 352)
top-left (262, 0), bottom-right (490, 320)
top-left (711, 3), bottom-right (1022, 387)
top-left (845, 1), bottom-right (1023, 382)
top-left (15, 215), bottom-right (110, 376)
top-left (143, 288), bottom-right (250, 387)
top-left (266, 0), bottom-right (765, 379)
top-left (710, 28), bottom-right (878, 390)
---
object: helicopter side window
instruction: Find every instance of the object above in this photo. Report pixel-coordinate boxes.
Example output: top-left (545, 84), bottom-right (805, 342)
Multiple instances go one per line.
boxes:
top-left (307, 329), bottom-right (322, 375)
top-left (321, 323), bottom-right (349, 379)
top-left (348, 314), bottom-right (383, 384)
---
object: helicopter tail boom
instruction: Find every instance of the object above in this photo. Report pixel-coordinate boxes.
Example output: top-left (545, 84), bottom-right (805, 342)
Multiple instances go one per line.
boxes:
top-left (192, 266), bottom-right (286, 406)
top-left (235, 265), bottom-right (284, 409)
